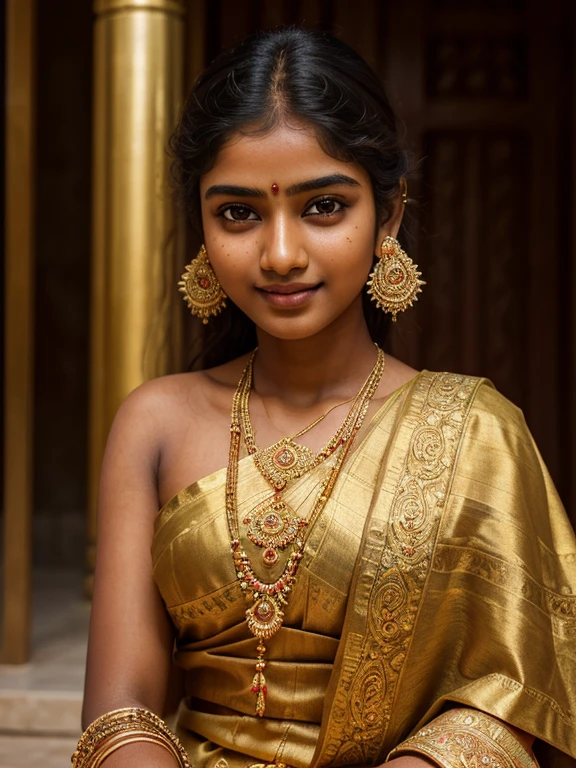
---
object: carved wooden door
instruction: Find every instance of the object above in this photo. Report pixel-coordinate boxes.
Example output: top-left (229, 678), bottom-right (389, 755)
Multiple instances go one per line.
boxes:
top-left (381, 0), bottom-right (575, 518)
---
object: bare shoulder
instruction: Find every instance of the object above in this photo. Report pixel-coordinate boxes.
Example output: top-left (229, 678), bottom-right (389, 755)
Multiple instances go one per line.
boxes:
top-left (114, 354), bottom-right (251, 431)
top-left (380, 354), bottom-right (420, 398)
top-left (108, 373), bottom-right (198, 445)
top-left (106, 354), bottom-right (255, 505)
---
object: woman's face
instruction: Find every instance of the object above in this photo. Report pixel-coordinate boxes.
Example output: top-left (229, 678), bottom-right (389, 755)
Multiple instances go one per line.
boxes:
top-left (199, 121), bottom-right (401, 341)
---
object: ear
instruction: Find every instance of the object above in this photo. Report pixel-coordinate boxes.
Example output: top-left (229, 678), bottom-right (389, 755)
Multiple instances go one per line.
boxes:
top-left (374, 181), bottom-right (406, 251)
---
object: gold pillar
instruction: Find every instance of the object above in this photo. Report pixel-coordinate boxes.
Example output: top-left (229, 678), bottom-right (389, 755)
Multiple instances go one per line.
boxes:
top-left (1, 0), bottom-right (36, 664)
top-left (87, 0), bottom-right (186, 593)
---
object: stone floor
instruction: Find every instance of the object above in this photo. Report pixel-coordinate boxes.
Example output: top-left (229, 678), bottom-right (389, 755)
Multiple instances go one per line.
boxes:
top-left (0, 569), bottom-right (88, 767)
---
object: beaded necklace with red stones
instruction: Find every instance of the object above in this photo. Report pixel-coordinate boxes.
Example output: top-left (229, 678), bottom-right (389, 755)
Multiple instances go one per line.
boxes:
top-left (238, 349), bottom-right (384, 568)
top-left (225, 347), bottom-right (385, 717)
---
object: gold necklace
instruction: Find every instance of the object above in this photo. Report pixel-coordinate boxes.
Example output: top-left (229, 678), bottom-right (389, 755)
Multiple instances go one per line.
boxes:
top-left (238, 350), bottom-right (385, 567)
top-left (225, 348), bottom-right (385, 717)
top-left (240, 352), bottom-right (383, 490)
top-left (258, 390), bottom-right (357, 442)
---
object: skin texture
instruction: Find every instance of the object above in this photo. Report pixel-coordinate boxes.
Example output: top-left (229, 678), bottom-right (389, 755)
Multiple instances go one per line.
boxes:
top-left (83, 122), bottom-right (532, 767)
top-left (200, 121), bottom-right (386, 344)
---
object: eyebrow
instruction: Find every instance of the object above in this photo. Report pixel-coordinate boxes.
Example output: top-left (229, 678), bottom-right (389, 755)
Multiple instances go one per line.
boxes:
top-left (204, 184), bottom-right (266, 200)
top-left (203, 173), bottom-right (361, 200)
top-left (285, 174), bottom-right (361, 196)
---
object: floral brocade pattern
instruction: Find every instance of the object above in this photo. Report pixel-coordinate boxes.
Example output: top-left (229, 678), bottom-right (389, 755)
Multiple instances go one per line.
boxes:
top-left (316, 372), bottom-right (480, 767)
top-left (388, 707), bottom-right (538, 767)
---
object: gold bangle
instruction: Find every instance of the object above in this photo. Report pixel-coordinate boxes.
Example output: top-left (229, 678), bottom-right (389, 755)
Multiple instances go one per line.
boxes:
top-left (72, 708), bottom-right (191, 768)
top-left (92, 732), bottom-right (182, 768)
top-left (387, 708), bottom-right (538, 768)
top-left (93, 734), bottom-right (160, 768)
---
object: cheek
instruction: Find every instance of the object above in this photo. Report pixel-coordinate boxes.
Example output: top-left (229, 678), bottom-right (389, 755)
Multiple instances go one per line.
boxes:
top-left (206, 240), bottom-right (257, 289)
top-left (336, 233), bottom-right (376, 277)
top-left (323, 208), bottom-right (377, 266)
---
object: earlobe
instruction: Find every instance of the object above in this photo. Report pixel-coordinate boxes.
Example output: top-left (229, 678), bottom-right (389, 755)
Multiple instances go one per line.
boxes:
top-left (375, 186), bottom-right (406, 249)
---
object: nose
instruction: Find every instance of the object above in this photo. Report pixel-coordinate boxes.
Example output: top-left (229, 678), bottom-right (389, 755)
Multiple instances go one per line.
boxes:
top-left (259, 217), bottom-right (308, 275)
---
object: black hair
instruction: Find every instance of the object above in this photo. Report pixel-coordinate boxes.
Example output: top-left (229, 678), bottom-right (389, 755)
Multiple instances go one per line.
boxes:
top-left (170, 27), bottom-right (411, 369)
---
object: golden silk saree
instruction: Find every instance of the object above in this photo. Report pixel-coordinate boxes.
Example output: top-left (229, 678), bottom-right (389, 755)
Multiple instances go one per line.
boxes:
top-left (152, 372), bottom-right (576, 768)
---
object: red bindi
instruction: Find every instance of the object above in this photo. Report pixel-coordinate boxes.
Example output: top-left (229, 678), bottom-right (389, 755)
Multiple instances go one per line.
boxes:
top-left (271, 183), bottom-right (279, 195)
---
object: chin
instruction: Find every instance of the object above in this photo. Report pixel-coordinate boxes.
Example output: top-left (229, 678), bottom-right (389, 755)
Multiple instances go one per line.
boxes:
top-left (265, 329), bottom-right (321, 342)
top-left (251, 312), bottom-right (347, 343)
top-left (236, 295), bottom-right (363, 342)
top-left (255, 323), bottom-right (321, 342)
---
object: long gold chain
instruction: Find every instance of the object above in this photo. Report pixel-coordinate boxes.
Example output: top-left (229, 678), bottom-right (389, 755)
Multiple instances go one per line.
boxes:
top-left (225, 347), bottom-right (385, 717)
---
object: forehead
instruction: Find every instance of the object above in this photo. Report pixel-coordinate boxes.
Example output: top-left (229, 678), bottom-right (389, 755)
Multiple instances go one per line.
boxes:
top-left (200, 122), bottom-right (371, 190)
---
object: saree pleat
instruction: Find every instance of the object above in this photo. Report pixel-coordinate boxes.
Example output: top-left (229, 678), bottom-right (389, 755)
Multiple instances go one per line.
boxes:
top-left (152, 372), bottom-right (576, 768)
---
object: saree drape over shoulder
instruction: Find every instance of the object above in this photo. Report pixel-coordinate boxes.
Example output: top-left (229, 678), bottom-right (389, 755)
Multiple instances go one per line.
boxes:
top-left (152, 372), bottom-right (576, 768)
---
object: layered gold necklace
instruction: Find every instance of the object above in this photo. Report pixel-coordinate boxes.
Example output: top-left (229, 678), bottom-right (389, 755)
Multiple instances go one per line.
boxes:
top-left (225, 347), bottom-right (385, 717)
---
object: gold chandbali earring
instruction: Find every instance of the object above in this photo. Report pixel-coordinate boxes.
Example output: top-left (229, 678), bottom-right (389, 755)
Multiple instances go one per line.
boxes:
top-left (366, 235), bottom-right (425, 321)
top-left (227, 348), bottom-right (385, 717)
top-left (178, 244), bottom-right (227, 324)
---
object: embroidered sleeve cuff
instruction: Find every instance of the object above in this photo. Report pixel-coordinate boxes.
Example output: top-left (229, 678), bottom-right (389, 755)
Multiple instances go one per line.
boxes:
top-left (387, 708), bottom-right (538, 768)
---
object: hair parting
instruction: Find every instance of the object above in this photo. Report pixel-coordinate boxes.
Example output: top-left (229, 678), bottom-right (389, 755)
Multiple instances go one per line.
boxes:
top-left (169, 27), bottom-right (413, 369)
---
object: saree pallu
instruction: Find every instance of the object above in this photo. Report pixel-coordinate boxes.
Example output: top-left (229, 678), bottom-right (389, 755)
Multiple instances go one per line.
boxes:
top-left (152, 372), bottom-right (576, 767)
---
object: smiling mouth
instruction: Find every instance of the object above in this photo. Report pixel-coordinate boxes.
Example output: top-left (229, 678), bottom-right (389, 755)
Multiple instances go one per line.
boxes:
top-left (255, 283), bottom-right (322, 308)
top-left (257, 283), bottom-right (322, 295)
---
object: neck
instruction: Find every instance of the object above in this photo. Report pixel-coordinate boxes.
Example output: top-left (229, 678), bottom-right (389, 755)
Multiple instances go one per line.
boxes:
top-left (253, 301), bottom-right (379, 407)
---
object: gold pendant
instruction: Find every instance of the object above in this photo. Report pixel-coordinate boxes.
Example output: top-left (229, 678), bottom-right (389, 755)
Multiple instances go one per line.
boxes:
top-left (245, 595), bottom-right (285, 640)
top-left (254, 437), bottom-right (316, 489)
top-left (243, 497), bottom-right (308, 566)
top-left (251, 640), bottom-right (268, 718)
top-left (227, 347), bottom-right (386, 721)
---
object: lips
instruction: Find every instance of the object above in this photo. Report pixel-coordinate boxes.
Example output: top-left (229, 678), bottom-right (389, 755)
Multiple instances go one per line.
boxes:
top-left (256, 282), bottom-right (322, 308)
top-left (257, 282), bottom-right (321, 295)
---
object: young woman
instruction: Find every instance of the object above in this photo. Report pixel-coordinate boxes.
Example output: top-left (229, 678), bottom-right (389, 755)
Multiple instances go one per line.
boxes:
top-left (75, 28), bottom-right (576, 768)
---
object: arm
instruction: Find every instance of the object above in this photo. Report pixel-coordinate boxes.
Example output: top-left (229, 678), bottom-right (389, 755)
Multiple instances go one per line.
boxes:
top-left (82, 384), bottom-right (182, 767)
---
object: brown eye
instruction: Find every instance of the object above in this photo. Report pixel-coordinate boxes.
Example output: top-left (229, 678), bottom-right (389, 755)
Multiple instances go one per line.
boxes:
top-left (222, 205), bottom-right (258, 221)
top-left (305, 198), bottom-right (345, 216)
top-left (316, 200), bottom-right (337, 214)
